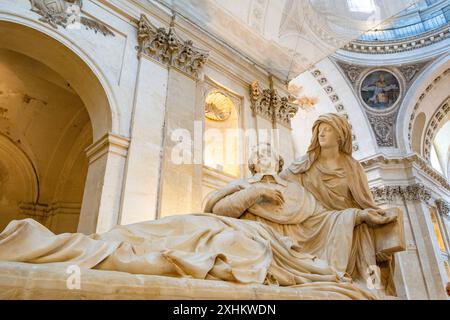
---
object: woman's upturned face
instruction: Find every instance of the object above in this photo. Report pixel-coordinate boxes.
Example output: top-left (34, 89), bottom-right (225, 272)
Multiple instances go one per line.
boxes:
top-left (318, 123), bottom-right (340, 149)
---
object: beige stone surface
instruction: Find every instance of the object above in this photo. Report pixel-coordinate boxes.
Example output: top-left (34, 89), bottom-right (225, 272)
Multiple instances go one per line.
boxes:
top-left (0, 262), bottom-right (374, 300)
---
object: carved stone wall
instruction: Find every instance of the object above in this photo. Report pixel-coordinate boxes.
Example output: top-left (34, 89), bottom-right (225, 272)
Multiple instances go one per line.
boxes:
top-left (361, 154), bottom-right (450, 192)
top-left (137, 14), bottom-right (209, 79)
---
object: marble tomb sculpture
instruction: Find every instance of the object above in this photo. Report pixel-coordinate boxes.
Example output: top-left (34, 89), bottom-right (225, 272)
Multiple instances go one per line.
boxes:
top-left (0, 113), bottom-right (404, 300)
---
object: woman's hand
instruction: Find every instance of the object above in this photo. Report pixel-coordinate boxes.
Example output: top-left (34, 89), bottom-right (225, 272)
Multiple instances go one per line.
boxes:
top-left (356, 209), bottom-right (397, 227)
top-left (253, 185), bottom-right (285, 205)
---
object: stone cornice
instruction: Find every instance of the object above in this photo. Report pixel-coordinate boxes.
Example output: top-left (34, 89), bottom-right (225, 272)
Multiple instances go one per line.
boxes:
top-left (343, 25), bottom-right (450, 55)
top-left (360, 153), bottom-right (450, 192)
top-left (137, 14), bottom-right (209, 79)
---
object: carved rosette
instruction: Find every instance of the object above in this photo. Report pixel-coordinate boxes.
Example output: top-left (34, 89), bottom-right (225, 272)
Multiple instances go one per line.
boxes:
top-left (371, 183), bottom-right (432, 203)
top-left (435, 199), bottom-right (450, 216)
top-left (29, 0), bottom-right (114, 36)
top-left (249, 81), bottom-right (298, 127)
top-left (138, 15), bottom-right (209, 79)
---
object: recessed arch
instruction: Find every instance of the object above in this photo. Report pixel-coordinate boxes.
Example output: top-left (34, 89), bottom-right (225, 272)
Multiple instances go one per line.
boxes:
top-left (0, 17), bottom-right (124, 233)
top-left (0, 18), bottom-right (118, 141)
top-left (397, 53), bottom-right (450, 153)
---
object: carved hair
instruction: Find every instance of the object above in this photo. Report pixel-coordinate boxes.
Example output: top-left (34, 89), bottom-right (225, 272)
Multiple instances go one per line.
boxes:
top-left (248, 143), bottom-right (284, 175)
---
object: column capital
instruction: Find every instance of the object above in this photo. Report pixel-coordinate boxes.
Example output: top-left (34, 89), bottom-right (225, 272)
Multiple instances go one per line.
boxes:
top-left (371, 183), bottom-right (432, 203)
top-left (137, 14), bottom-right (209, 80)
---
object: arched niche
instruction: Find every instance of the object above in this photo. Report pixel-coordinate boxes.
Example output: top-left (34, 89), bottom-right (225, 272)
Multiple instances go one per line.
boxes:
top-left (0, 19), bottom-right (127, 234)
top-left (0, 20), bottom-right (116, 141)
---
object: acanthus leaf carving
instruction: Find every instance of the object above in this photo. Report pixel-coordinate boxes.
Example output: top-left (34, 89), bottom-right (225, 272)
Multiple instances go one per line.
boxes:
top-left (249, 81), bottom-right (298, 127)
top-left (371, 183), bottom-right (432, 203)
top-left (138, 15), bottom-right (209, 79)
top-left (435, 199), bottom-right (450, 216)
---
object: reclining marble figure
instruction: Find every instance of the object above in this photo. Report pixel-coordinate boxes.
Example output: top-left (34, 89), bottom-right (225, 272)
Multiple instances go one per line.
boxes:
top-left (0, 113), bottom-right (404, 299)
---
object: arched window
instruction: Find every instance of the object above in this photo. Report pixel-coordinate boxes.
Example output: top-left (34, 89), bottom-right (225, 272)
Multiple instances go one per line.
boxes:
top-left (203, 91), bottom-right (241, 177)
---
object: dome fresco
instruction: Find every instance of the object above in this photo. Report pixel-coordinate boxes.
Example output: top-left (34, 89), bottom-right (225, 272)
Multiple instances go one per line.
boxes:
top-left (358, 0), bottom-right (450, 42)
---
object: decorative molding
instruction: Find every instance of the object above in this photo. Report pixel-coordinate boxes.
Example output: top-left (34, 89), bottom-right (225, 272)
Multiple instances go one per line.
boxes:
top-left (311, 68), bottom-right (359, 151)
top-left (19, 202), bottom-right (81, 227)
top-left (249, 81), bottom-right (298, 128)
top-left (371, 183), bottom-right (432, 203)
top-left (360, 153), bottom-right (450, 192)
top-left (342, 25), bottom-right (450, 55)
top-left (335, 61), bottom-right (366, 86)
top-left (407, 68), bottom-right (450, 148)
top-left (29, 0), bottom-right (114, 36)
top-left (423, 97), bottom-right (450, 161)
top-left (85, 133), bottom-right (130, 164)
top-left (398, 62), bottom-right (429, 84)
top-left (367, 112), bottom-right (397, 147)
top-left (137, 14), bottom-right (209, 79)
top-left (435, 199), bottom-right (450, 216)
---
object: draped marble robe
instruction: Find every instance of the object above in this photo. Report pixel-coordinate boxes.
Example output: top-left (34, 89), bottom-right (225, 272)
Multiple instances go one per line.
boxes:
top-left (205, 169), bottom-right (393, 297)
top-left (0, 210), bottom-right (377, 299)
top-left (281, 156), bottom-right (389, 290)
top-left (206, 173), bottom-right (371, 280)
top-left (281, 113), bottom-right (398, 296)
